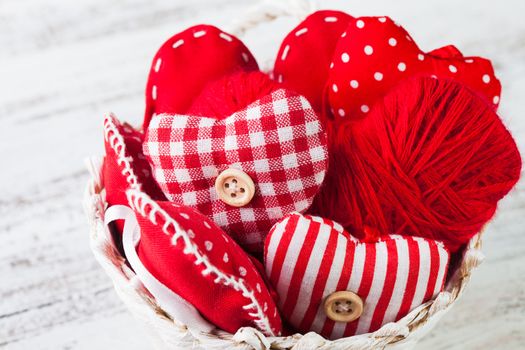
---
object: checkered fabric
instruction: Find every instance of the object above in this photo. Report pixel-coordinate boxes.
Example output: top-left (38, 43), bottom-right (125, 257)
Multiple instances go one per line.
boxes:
top-left (143, 89), bottom-right (328, 252)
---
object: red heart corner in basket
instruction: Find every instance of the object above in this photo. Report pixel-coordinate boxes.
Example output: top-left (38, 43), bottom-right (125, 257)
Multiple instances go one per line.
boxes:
top-left (103, 114), bottom-right (165, 209)
top-left (144, 25), bottom-right (258, 128)
top-left (327, 16), bottom-right (501, 120)
top-left (273, 10), bottom-right (353, 114)
top-left (127, 189), bottom-right (282, 336)
top-left (143, 89), bottom-right (329, 252)
top-left (264, 213), bottom-right (449, 339)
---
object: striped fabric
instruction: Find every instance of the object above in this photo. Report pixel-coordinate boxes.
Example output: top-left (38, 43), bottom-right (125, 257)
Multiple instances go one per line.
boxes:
top-left (264, 213), bottom-right (449, 339)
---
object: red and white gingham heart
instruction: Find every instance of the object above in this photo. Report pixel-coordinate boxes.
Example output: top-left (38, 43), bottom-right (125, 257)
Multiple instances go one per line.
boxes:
top-left (143, 89), bottom-right (328, 251)
top-left (265, 213), bottom-right (450, 339)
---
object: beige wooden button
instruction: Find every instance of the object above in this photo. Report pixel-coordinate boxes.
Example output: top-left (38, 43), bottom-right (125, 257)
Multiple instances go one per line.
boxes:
top-left (323, 291), bottom-right (364, 323)
top-left (215, 169), bottom-right (255, 207)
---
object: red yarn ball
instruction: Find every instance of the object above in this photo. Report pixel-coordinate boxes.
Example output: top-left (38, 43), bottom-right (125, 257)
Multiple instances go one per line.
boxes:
top-left (310, 77), bottom-right (521, 252)
top-left (187, 70), bottom-right (279, 119)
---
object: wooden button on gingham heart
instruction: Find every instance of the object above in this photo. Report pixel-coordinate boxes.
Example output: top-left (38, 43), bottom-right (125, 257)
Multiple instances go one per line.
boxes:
top-left (143, 89), bottom-right (329, 252)
top-left (144, 25), bottom-right (258, 129)
top-left (264, 213), bottom-right (449, 339)
top-left (328, 16), bottom-right (501, 120)
top-left (274, 10), bottom-right (353, 114)
top-left (127, 189), bottom-right (282, 336)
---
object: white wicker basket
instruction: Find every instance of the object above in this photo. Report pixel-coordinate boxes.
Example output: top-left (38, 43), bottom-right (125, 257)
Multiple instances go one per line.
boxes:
top-left (84, 3), bottom-right (486, 347)
top-left (84, 156), bottom-right (484, 350)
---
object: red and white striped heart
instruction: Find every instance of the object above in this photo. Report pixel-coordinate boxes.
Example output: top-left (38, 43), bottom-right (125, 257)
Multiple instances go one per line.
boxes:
top-left (264, 213), bottom-right (450, 339)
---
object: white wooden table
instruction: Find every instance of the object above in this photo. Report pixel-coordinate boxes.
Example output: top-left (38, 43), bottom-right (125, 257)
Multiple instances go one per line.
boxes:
top-left (1, 0), bottom-right (524, 349)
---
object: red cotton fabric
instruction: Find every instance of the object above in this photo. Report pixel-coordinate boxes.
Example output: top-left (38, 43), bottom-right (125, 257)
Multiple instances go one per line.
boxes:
top-left (274, 10), bottom-right (353, 115)
top-left (143, 89), bottom-right (329, 252)
top-left (128, 189), bottom-right (282, 336)
top-left (143, 24), bottom-right (258, 129)
top-left (103, 114), bottom-right (165, 218)
top-left (274, 12), bottom-right (501, 122)
top-left (327, 16), bottom-right (501, 120)
top-left (264, 213), bottom-right (449, 339)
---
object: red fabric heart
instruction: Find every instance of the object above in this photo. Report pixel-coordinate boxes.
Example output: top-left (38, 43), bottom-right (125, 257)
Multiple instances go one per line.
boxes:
top-left (144, 25), bottom-right (258, 129)
top-left (328, 16), bottom-right (501, 120)
top-left (143, 89), bottom-right (329, 252)
top-left (264, 213), bottom-right (449, 339)
top-left (273, 10), bottom-right (353, 114)
top-left (128, 189), bottom-right (282, 336)
top-left (103, 114), bottom-right (165, 211)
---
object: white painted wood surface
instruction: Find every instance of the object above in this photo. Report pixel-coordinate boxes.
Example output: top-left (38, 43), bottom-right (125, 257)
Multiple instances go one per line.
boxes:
top-left (1, 0), bottom-right (524, 349)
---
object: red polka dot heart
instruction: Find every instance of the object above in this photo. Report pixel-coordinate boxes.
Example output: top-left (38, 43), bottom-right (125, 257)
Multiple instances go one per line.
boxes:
top-left (274, 14), bottom-right (501, 121)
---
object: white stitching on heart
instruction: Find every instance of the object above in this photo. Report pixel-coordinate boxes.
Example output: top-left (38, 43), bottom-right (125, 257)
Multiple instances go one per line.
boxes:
top-left (281, 45), bottom-right (290, 61)
top-left (154, 58), bottom-right (162, 73)
top-left (219, 32), bottom-right (233, 42)
top-left (127, 189), bottom-right (277, 336)
top-left (295, 28), bottom-right (308, 36)
top-left (103, 114), bottom-right (142, 191)
top-left (172, 39), bottom-right (184, 49)
top-left (194, 30), bottom-right (207, 38)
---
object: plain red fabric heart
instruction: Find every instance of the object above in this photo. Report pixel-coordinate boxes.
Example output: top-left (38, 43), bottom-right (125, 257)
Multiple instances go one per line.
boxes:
top-left (143, 88), bottom-right (329, 252)
top-left (328, 16), bottom-right (501, 120)
top-left (273, 10), bottom-right (353, 115)
top-left (143, 25), bottom-right (258, 129)
top-left (127, 189), bottom-right (282, 336)
top-left (264, 212), bottom-right (449, 339)
top-left (103, 114), bottom-right (165, 210)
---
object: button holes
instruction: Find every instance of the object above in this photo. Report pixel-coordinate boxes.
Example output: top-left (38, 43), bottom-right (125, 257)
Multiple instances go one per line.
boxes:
top-left (232, 179), bottom-right (237, 184)
top-left (231, 193), bottom-right (237, 198)
top-left (335, 301), bottom-right (341, 306)
top-left (239, 188), bottom-right (245, 193)
top-left (224, 183), bottom-right (229, 188)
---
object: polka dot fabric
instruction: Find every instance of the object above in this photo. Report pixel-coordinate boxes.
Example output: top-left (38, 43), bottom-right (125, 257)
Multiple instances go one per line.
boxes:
top-left (128, 189), bottom-right (282, 336)
top-left (144, 25), bottom-right (258, 129)
top-left (328, 16), bottom-right (502, 120)
top-left (273, 10), bottom-right (353, 114)
top-left (264, 213), bottom-right (449, 339)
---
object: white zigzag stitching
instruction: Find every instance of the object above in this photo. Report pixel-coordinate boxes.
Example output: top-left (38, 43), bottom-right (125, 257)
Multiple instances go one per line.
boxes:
top-left (126, 189), bottom-right (276, 336)
top-left (103, 114), bottom-right (142, 191)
